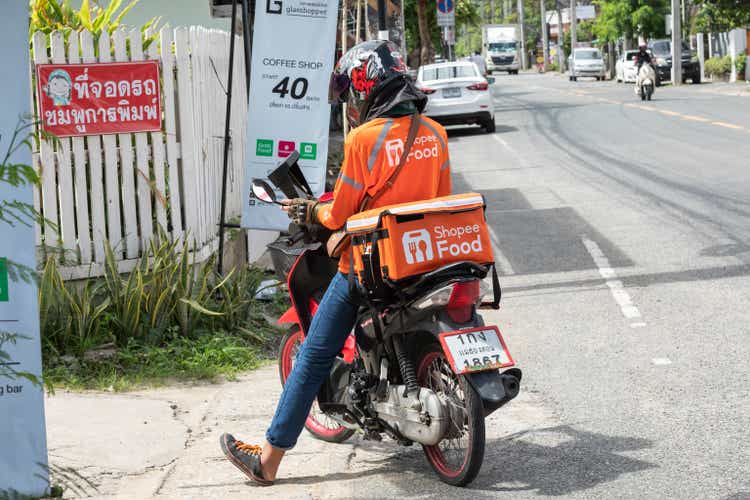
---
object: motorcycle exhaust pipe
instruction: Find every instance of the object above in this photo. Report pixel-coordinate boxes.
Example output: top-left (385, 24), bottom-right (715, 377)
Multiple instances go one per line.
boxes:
top-left (466, 367), bottom-right (522, 417)
top-left (500, 369), bottom-right (521, 400)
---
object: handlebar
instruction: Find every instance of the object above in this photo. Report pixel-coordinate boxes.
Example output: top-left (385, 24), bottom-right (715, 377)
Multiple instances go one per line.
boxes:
top-left (284, 223), bottom-right (331, 247)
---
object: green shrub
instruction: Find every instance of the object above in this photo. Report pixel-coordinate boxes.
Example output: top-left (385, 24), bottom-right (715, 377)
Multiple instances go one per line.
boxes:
top-left (705, 56), bottom-right (732, 78)
top-left (42, 234), bottom-right (280, 355)
top-left (736, 53), bottom-right (747, 79)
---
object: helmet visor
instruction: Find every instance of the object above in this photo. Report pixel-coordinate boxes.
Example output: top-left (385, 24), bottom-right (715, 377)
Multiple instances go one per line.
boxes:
top-left (328, 72), bottom-right (350, 104)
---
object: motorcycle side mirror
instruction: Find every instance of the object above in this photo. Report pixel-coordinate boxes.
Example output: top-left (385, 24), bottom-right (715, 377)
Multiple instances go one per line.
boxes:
top-left (251, 179), bottom-right (281, 205)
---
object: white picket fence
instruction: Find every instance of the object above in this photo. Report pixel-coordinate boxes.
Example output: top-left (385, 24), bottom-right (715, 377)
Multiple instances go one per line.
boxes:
top-left (31, 26), bottom-right (247, 279)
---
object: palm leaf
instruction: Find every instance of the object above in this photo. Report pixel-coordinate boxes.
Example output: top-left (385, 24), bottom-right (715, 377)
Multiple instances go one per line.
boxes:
top-left (79, 0), bottom-right (93, 30)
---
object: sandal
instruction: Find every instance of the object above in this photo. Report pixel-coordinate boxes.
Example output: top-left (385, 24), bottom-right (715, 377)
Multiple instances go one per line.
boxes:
top-left (219, 433), bottom-right (274, 486)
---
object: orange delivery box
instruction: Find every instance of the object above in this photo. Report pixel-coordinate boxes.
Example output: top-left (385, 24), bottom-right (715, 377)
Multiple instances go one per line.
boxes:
top-left (344, 193), bottom-right (495, 285)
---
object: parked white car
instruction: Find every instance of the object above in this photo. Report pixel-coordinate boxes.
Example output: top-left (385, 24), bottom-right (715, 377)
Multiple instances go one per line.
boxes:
top-left (616, 50), bottom-right (639, 83)
top-left (417, 62), bottom-right (496, 133)
top-left (568, 48), bottom-right (606, 81)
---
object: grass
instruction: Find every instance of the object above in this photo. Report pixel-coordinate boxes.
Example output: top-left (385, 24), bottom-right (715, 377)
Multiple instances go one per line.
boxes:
top-left (44, 332), bottom-right (269, 391)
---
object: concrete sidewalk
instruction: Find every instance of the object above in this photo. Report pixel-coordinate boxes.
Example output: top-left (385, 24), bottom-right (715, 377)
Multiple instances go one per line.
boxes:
top-left (45, 363), bottom-right (555, 499)
top-left (695, 81), bottom-right (750, 96)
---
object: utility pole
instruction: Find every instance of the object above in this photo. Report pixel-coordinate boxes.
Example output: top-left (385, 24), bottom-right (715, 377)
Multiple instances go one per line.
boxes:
top-left (355, 0), bottom-right (362, 43)
top-left (377, 0), bottom-right (388, 40)
top-left (541, 0), bottom-right (549, 72)
top-left (671, 0), bottom-right (682, 84)
top-left (342, 0), bottom-right (349, 137)
top-left (490, 0), bottom-right (495, 23)
top-left (517, 0), bottom-right (527, 69)
top-left (556, 0), bottom-right (565, 72)
top-left (570, 0), bottom-right (577, 77)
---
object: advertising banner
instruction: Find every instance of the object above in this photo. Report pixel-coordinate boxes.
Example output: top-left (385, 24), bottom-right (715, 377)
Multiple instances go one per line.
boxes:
top-left (437, 0), bottom-right (455, 27)
top-left (1, 3), bottom-right (49, 497)
top-left (36, 61), bottom-right (162, 137)
top-left (241, 0), bottom-right (340, 230)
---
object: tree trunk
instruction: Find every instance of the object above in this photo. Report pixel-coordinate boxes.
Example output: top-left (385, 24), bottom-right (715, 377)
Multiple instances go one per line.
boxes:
top-left (416, 0), bottom-right (433, 64)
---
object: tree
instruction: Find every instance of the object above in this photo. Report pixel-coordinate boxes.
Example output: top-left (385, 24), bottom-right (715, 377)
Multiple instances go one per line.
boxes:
top-left (406, 0), bottom-right (481, 64)
top-left (593, 0), bottom-right (668, 44)
top-left (695, 0), bottom-right (750, 32)
top-left (416, 0), bottom-right (434, 64)
top-left (594, 0), bottom-right (634, 43)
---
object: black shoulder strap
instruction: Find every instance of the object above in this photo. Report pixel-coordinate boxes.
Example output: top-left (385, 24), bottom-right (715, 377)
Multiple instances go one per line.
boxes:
top-left (359, 111), bottom-right (421, 212)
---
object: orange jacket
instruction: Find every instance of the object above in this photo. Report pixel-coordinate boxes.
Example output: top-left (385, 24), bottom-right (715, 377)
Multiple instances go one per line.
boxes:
top-left (317, 114), bottom-right (452, 273)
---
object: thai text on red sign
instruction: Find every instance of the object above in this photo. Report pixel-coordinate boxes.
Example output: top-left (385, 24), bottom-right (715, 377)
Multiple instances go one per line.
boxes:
top-left (36, 61), bottom-right (161, 137)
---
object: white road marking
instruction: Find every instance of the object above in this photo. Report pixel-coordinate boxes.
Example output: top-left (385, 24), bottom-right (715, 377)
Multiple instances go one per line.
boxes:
top-left (652, 358), bottom-right (672, 366)
top-left (491, 134), bottom-right (526, 167)
top-left (581, 236), bottom-right (645, 324)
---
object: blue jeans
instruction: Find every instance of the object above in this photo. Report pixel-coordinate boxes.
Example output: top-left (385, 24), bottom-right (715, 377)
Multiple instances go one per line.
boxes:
top-left (266, 272), bottom-right (358, 450)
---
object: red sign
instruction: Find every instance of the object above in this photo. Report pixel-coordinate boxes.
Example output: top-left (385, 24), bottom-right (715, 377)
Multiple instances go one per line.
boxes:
top-left (36, 61), bottom-right (161, 137)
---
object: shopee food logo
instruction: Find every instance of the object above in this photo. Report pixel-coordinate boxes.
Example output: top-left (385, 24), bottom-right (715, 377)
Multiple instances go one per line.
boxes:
top-left (402, 230), bottom-right (434, 264)
top-left (402, 224), bottom-right (484, 264)
top-left (384, 135), bottom-right (440, 167)
top-left (385, 139), bottom-right (404, 167)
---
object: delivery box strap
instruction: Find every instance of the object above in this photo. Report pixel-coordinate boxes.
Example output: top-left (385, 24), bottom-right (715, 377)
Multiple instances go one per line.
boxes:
top-left (481, 263), bottom-right (502, 310)
top-left (351, 230), bottom-right (389, 247)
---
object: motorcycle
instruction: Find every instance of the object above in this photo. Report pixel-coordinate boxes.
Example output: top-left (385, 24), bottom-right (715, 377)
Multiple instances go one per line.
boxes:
top-left (635, 64), bottom-right (656, 101)
top-left (252, 152), bottom-right (522, 486)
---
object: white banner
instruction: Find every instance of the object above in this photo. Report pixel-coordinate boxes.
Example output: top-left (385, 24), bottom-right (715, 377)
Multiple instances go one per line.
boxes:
top-left (241, 0), bottom-right (341, 230)
top-left (0, 2), bottom-right (49, 498)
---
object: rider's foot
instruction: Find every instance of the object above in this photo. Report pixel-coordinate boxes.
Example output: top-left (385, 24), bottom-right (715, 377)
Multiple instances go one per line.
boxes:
top-left (219, 433), bottom-right (274, 486)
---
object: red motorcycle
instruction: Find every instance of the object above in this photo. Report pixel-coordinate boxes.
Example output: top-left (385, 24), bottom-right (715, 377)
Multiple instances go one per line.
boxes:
top-left (253, 152), bottom-right (522, 486)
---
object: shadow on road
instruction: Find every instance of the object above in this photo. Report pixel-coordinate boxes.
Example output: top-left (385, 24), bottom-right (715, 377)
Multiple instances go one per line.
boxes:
top-left (280, 425), bottom-right (655, 497)
top-left (494, 103), bottom-right (584, 113)
top-left (475, 425), bottom-right (655, 496)
top-left (446, 125), bottom-right (518, 138)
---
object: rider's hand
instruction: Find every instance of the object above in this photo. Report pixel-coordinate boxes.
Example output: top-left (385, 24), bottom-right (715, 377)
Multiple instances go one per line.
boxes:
top-left (282, 198), bottom-right (319, 225)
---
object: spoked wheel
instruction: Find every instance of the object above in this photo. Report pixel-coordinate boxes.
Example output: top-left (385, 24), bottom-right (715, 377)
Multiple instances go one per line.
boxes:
top-left (417, 343), bottom-right (485, 486)
top-left (278, 328), bottom-right (354, 443)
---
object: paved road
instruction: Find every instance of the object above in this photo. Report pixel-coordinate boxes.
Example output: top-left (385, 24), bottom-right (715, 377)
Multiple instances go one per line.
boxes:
top-left (447, 74), bottom-right (750, 499)
top-left (45, 75), bottom-right (750, 499)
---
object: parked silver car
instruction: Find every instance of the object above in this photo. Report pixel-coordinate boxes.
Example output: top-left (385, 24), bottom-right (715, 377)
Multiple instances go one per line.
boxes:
top-left (569, 48), bottom-right (606, 81)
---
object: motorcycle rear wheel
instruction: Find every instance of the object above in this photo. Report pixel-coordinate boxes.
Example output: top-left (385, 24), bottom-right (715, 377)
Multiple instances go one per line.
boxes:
top-left (417, 343), bottom-right (485, 486)
top-left (278, 328), bottom-right (355, 443)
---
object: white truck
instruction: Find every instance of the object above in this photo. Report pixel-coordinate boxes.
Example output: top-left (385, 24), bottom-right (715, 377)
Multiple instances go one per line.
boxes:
top-left (482, 24), bottom-right (521, 75)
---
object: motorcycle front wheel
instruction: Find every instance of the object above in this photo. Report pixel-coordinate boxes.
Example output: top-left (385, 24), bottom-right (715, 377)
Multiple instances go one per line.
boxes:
top-left (278, 327), bottom-right (355, 443)
top-left (417, 343), bottom-right (485, 486)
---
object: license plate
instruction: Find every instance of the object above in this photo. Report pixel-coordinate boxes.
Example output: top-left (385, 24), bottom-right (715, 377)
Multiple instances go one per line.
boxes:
top-left (439, 326), bottom-right (514, 374)
top-left (442, 87), bottom-right (461, 98)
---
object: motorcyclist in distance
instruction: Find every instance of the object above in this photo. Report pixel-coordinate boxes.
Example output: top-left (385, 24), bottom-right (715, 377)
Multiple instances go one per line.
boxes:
top-left (218, 39), bottom-right (452, 486)
top-left (634, 44), bottom-right (653, 71)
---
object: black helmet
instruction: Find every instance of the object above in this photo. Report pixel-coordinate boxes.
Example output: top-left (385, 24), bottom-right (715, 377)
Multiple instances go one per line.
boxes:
top-left (329, 40), bottom-right (426, 128)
